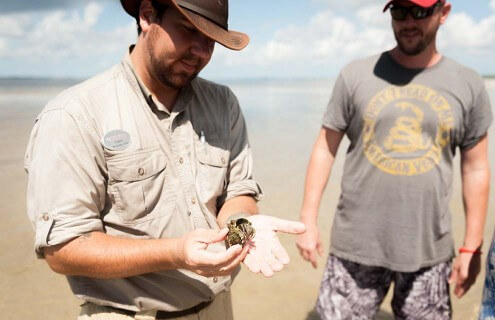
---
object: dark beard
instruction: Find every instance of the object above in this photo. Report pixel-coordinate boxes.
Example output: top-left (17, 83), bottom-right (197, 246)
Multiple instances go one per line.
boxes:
top-left (394, 24), bottom-right (439, 56)
top-left (146, 26), bottom-right (200, 89)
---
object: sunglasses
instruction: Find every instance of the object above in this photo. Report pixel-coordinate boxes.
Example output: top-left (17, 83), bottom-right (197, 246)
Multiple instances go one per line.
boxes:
top-left (390, 2), bottom-right (442, 21)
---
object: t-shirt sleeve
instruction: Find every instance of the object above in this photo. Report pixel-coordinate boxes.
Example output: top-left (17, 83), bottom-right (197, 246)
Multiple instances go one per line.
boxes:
top-left (322, 72), bottom-right (351, 132)
top-left (460, 81), bottom-right (493, 150)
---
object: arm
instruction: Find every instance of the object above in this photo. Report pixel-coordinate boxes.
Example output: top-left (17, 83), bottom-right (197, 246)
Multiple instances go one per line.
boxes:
top-left (44, 228), bottom-right (245, 279)
top-left (297, 127), bottom-right (344, 268)
top-left (449, 134), bottom-right (490, 298)
top-left (217, 195), bottom-right (258, 228)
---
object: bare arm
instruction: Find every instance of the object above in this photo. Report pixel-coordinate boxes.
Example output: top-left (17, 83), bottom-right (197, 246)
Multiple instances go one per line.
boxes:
top-left (44, 229), bottom-right (244, 279)
top-left (216, 195), bottom-right (259, 228)
top-left (449, 134), bottom-right (490, 297)
top-left (297, 127), bottom-right (344, 268)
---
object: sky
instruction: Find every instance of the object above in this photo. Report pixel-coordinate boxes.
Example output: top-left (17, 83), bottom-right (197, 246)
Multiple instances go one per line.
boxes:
top-left (0, 0), bottom-right (494, 80)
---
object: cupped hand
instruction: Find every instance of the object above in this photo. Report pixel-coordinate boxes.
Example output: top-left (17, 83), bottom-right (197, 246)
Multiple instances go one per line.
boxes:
top-left (177, 228), bottom-right (249, 277)
top-left (242, 215), bottom-right (306, 277)
top-left (296, 222), bottom-right (323, 269)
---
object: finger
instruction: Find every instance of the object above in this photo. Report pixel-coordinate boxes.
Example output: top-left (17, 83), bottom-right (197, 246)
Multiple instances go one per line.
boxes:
top-left (300, 248), bottom-right (310, 261)
top-left (309, 250), bottom-right (318, 269)
top-left (455, 284), bottom-right (466, 298)
top-left (448, 268), bottom-right (457, 284)
top-left (197, 244), bottom-right (242, 266)
top-left (194, 228), bottom-right (229, 245)
top-left (317, 242), bottom-right (324, 257)
top-left (258, 260), bottom-right (275, 278)
top-left (272, 218), bottom-right (307, 235)
top-left (271, 240), bottom-right (290, 265)
top-left (266, 253), bottom-right (284, 272)
top-left (219, 245), bottom-right (250, 273)
top-left (243, 254), bottom-right (261, 274)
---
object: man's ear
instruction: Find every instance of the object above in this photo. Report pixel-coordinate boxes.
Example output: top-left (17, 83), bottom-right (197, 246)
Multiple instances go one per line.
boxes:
top-left (439, 2), bottom-right (451, 25)
top-left (138, 0), bottom-right (155, 33)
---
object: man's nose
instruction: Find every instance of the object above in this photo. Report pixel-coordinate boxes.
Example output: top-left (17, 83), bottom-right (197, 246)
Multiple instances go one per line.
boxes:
top-left (191, 34), bottom-right (214, 59)
top-left (402, 11), bottom-right (416, 26)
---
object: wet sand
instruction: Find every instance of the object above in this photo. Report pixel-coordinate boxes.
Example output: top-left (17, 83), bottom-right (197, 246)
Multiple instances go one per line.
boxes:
top-left (0, 81), bottom-right (494, 319)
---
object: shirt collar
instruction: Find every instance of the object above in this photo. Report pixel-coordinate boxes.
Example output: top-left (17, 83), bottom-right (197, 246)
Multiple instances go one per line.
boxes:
top-left (122, 46), bottom-right (194, 115)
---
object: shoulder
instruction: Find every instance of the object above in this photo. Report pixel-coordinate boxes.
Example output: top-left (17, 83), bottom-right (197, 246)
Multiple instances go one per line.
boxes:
top-left (338, 53), bottom-right (382, 86)
top-left (341, 54), bottom-right (382, 75)
top-left (441, 57), bottom-right (485, 88)
top-left (42, 64), bottom-right (122, 116)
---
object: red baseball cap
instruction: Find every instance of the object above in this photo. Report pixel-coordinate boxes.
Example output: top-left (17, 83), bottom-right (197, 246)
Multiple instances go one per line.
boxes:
top-left (383, 0), bottom-right (445, 12)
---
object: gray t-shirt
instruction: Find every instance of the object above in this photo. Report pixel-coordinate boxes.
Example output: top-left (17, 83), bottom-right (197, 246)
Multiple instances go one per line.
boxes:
top-left (322, 52), bottom-right (492, 272)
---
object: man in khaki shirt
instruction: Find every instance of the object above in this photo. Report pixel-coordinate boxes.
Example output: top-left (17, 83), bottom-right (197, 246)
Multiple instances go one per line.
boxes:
top-left (24, 0), bottom-right (306, 319)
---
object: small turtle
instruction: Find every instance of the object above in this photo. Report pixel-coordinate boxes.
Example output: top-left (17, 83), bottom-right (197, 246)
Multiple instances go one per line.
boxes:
top-left (226, 218), bottom-right (255, 247)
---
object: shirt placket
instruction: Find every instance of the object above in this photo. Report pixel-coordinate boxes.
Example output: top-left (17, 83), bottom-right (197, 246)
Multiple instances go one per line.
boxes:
top-left (170, 113), bottom-right (210, 229)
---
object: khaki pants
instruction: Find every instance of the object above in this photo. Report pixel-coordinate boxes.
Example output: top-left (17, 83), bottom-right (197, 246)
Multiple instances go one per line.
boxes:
top-left (78, 291), bottom-right (233, 320)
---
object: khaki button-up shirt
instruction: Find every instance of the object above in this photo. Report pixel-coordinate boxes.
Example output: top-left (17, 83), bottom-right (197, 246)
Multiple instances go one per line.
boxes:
top-left (24, 49), bottom-right (263, 312)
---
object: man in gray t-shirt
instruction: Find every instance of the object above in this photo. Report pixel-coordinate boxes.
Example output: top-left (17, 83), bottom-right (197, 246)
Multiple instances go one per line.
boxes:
top-left (297, 0), bottom-right (492, 319)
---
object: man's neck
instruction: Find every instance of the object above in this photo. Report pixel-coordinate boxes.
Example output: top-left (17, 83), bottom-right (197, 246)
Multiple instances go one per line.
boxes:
top-left (130, 44), bottom-right (179, 112)
top-left (389, 45), bottom-right (442, 69)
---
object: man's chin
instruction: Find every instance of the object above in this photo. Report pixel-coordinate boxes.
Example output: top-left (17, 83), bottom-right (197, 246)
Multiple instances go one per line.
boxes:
top-left (398, 42), bottom-right (425, 56)
top-left (164, 73), bottom-right (198, 89)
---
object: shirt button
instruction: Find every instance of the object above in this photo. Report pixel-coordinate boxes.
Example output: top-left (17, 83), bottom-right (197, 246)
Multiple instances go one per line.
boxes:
top-left (138, 168), bottom-right (145, 176)
top-left (213, 277), bottom-right (219, 283)
top-left (42, 213), bottom-right (50, 221)
top-left (179, 157), bottom-right (183, 164)
top-left (221, 157), bottom-right (225, 164)
top-left (191, 197), bottom-right (197, 204)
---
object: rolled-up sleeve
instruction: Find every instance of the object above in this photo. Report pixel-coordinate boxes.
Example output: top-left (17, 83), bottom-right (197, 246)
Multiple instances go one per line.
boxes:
top-left (218, 90), bottom-right (263, 205)
top-left (25, 102), bottom-right (107, 258)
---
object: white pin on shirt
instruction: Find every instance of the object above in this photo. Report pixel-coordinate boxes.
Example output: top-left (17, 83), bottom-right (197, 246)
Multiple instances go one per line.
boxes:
top-left (200, 131), bottom-right (206, 145)
top-left (102, 130), bottom-right (131, 151)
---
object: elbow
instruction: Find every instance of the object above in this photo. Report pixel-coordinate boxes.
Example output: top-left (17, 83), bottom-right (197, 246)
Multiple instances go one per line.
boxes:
top-left (43, 244), bottom-right (73, 275)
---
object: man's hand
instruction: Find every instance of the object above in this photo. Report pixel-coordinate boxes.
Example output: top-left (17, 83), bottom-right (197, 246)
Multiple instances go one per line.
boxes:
top-left (296, 222), bottom-right (324, 269)
top-left (448, 252), bottom-right (482, 298)
top-left (241, 215), bottom-right (306, 277)
top-left (177, 228), bottom-right (249, 277)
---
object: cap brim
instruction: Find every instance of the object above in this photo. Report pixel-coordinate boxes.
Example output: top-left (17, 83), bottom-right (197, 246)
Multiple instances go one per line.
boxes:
top-left (120, 0), bottom-right (249, 51)
top-left (169, 0), bottom-right (249, 51)
top-left (383, 0), bottom-right (443, 12)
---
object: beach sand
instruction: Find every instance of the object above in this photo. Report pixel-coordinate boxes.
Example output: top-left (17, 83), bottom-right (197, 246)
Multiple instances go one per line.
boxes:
top-left (0, 81), bottom-right (494, 319)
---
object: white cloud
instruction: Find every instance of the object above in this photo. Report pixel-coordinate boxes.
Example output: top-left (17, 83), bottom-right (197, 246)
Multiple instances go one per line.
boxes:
top-left (312, 0), bottom-right (383, 10)
top-left (441, 12), bottom-right (495, 53)
top-left (0, 14), bottom-right (31, 37)
top-left (0, 2), bottom-right (135, 63)
top-left (491, 0), bottom-right (495, 12)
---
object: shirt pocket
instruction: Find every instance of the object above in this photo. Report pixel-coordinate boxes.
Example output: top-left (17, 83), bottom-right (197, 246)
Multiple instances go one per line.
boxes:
top-left (107, 147), bottom-right (174, 224)
top-left (195, 140), bottom-right (230, 206)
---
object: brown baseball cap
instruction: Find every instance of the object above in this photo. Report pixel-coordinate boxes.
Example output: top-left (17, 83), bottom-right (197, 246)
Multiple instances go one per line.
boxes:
top-left (121, 0), bottom-right (250, 50)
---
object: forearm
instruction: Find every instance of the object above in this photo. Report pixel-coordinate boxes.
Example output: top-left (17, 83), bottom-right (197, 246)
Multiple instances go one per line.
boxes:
top-left (461, 168), bottom-right (490, 249)
top-left (460, 135), bottom-right (490, 250)
top-left (300, 128), bottom-right (342, 224)
top-left (217, 195), bottom-right (258, 227)
top-left (44, 231), bottom-right (183, 279)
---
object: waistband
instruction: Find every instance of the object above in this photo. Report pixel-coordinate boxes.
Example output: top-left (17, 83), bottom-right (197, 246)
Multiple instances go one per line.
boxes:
top-left (91, 300), bottom-right (212, 319)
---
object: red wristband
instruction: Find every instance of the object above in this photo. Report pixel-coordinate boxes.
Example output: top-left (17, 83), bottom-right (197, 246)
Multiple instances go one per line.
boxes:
top-left (458, 247), bottom-right (482, 254)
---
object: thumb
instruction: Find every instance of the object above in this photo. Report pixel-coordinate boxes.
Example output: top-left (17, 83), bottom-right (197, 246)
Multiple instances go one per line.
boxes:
top-left (448, 266), bottom-right (457, 284)
top-left (196, 228), bottom-right (229, 244)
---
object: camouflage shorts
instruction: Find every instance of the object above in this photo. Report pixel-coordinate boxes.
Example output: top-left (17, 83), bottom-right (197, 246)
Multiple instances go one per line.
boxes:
top-left (316, 255), bottom-right (452, 320)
